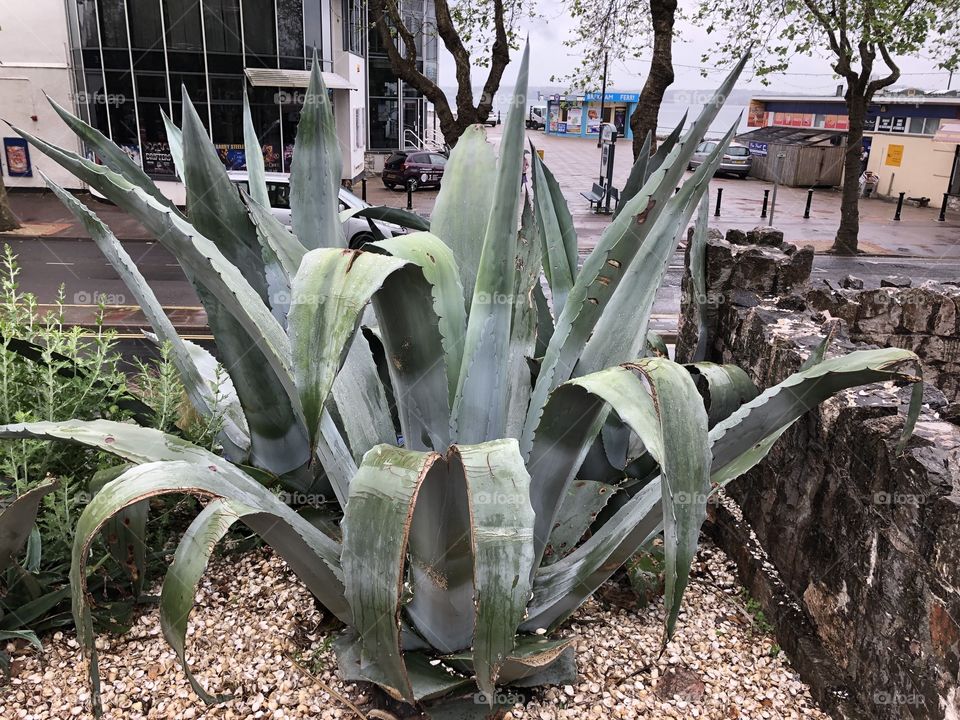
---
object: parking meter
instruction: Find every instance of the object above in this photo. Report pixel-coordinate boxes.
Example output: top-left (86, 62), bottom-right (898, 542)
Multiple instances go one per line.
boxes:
top-left (599, 123), bottom-right (618, 213)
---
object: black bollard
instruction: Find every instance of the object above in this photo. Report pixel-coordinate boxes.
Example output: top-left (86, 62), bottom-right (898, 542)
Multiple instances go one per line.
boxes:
top-left (361, 177), bottom-right (367, 202)
top-left (760, 189), bottom-right (770, 218)
top-left (714, 187), bottom-right (723, 217)
top-left (939, 192), bottom-right (949, 222)
top-left (803, 189), bottom-right (813, 219)
top-left (406, 183), bottom-right (413, 211)
top-left (894, 192), bottom-right (905, 221)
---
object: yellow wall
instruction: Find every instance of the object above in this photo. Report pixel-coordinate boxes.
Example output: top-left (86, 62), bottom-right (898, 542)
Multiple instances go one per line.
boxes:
top-left (865, 132), bottom-right (957, 200)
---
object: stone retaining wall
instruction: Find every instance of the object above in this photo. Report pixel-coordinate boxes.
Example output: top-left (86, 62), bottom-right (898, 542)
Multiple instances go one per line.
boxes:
top-left (678, 228), bottom-right (960, 719)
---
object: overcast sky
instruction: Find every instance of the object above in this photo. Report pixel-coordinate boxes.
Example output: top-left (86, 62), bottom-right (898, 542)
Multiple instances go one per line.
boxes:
top-left (438, 1), bottom-right (955, 94)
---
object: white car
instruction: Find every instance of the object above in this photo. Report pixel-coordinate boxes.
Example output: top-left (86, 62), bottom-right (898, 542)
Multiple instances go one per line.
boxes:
top-left (227, 171), bottom-right (408, 248)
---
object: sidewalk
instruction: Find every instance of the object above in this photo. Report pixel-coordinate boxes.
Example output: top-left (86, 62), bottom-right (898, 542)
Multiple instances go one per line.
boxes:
top-left (3, 191), bottom-right (152, 242)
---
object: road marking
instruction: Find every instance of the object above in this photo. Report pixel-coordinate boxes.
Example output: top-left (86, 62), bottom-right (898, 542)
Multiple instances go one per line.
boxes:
top-left (45, 261), bottom-right (75, 266)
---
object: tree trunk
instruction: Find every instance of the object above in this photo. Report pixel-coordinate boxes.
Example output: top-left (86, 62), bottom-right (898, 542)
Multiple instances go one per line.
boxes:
top-left (629, 0), bottom-right (677, 160)
top-left (0, 174), bottom-right (19, 232)
top-left (831, 95), bottom-right (867, 254)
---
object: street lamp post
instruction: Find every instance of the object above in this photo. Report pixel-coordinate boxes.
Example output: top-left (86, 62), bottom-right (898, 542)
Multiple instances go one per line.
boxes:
top-left (597, 51), bottom-right (608, 149)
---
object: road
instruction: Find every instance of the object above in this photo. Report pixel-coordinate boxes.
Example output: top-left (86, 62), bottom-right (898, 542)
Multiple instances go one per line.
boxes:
top-left (7, 236), bottom-right (958, 344)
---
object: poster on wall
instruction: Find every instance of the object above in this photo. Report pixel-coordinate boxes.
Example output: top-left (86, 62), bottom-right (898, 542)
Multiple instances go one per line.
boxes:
top-left (885, 144), bottom-right (904, 167)
top-left (142, 141), bottom-right (177, 177)
top-left (566, 106), bottom-right (582, 132)
top-left (586, 107), bottom-right (601, 134)
top-left (747, 100), bottom-right (766, 127)
top-left (3, 138), bottom-right (32, 177)
top-left (215, 144), bottom-right (246, 171)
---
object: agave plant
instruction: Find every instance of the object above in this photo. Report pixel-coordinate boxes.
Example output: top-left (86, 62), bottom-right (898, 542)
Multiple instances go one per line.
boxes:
top-left (0, 46), bottom-right (923, 717)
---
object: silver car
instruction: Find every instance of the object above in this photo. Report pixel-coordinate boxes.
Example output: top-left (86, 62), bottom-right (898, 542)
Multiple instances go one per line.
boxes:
top-left (688, 141), bottom-right (753, 179)
top-left (228, 171), bottom-right (407, 248)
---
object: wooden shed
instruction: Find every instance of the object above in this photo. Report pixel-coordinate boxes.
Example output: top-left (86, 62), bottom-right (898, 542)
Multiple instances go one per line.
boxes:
top-left (736, 127), bottom-right (847, 187)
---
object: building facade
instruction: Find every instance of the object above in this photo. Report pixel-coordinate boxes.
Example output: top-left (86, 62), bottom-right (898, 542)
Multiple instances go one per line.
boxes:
top-left (746, 93), bottom-right (960, 202)
top-left (1, 0), bottom-right (432, 199)
top-left (545, 92), bottom-right (638, 139)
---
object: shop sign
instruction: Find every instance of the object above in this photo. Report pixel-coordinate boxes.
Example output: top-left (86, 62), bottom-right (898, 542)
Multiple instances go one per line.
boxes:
top-left (3, 137), bottom-right (32, 177)
top-left (748, 141), bottom-right (768, 157)
top-left (885, 144), bottom-right (904, 167)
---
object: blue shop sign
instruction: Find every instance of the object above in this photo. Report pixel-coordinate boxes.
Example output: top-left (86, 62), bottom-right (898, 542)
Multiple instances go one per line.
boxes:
top-left (748, 141), bottom-right (768, 157)
top-left (583, 92), bottom-right (639, 103)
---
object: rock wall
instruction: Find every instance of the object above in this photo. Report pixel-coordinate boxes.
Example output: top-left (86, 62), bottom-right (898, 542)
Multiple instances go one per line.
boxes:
top-left (678, 228), bottom-right (960, 720)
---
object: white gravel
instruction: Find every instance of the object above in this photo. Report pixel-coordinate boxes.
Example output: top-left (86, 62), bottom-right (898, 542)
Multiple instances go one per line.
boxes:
top-left (1, 542), bottom-right (828, 720)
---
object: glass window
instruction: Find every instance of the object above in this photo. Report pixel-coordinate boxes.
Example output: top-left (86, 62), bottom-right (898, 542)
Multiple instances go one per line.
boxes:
top-left (342, 0), bottom-right (365, 55)
top-left (925, 117), bottom-right (942, 135)
top-left (242, 0), bottom-right (276, 61)
top-left (726, 146), bottom-right (750, 156)
top-left (277, 0), bottom-right (305, 66)
top-left (203, 0), bottom-right (242, 54)
top-left (267, 181), bottom-right (291, 209)
top-left (127, 0), bottom-right (163, 49)
top-left (369, 57), bottom-right (399, 97)
top-left (164, 0), bottom-right (204, 51)
top-left (97, 0), bottom-right (128, 48)
top-left (430, 153), bottom-right (447, 165)
top-left (908, 117), bottom-right (925, 134)
top-left (370, 98), bottom-right (399, 150)
top-left (814, 113), bottom-right (827, 128)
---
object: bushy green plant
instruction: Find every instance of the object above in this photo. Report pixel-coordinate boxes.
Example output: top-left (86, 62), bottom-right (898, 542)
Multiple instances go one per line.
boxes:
top-left (2, 47), bottom-right (922, 718)
top-left (0, 255), bottom-right (224, 674)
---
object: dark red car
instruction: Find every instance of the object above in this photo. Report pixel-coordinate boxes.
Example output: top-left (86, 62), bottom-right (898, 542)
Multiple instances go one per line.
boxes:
top-left (381, 150), bottom-right (448, 191)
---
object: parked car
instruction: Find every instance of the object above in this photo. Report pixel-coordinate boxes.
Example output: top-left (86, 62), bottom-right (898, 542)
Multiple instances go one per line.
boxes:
top-left (688, 141), bottom-right (753, 178)
top-left (381, 150), bottom-right (447, 191)
top-left (228, 171), bottom-right (408, 248)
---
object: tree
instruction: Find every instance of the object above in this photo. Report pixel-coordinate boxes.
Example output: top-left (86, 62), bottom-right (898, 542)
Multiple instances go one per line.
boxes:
top-left (0, 174), bottom-right (19, 232)
top-left (560, 0), bottom-right (679, 159)
top-left (695, 0), bottom-right (960, 254)
top-left (368, 0), bottom-right (529, 147)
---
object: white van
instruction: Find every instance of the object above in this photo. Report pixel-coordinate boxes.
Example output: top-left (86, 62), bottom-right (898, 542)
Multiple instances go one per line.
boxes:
top-left (227, 171), bottom-right (408, 248)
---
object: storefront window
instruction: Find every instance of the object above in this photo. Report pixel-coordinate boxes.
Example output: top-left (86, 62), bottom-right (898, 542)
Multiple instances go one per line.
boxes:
top-left (370, 98), bottom-right (399, 149)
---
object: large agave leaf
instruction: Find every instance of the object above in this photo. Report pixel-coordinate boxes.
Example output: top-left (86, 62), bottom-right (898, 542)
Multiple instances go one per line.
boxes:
top-left (574, 119), bottom-right (740, 377)
top-left (290, 55), bottom-right (344, 249)
top-left (329, 333), bottom-right (397, 464)
top-left (45, 93), bottom-right (181, 215)
top-left (241, 88), bottom-right (270, 210)
top-left (645, 113), bottom-right (687, 183)
top-left (160, 497), bottom-right (255, 703)
top-left (347, 206), bottom-right (431, 233)
top-left (288, 248), bottom-right (407, 452)
top-left (181, 93), bottom-right (269, 301)
top-left (341, 445), bottom-right (440, 702)
top-left (43, 177), bottom-right (250, 459)
top-left (459, 439), bottom-right (535, 700)
top-left (370, 232), bottom-right (468, 404)
top-left (529, 144), bottom-right (577, 315)
top-left (160, 110), bottom-right (185, 180)
top-left (430, 124), bottom-right (497, 301)
top-left (710, 348), bottom-right (922, 484)
top-left (242, 188), bottom-right (307, 276)
top-left (371, 266), bottom-right (452, 452)
top-left (0, 419), bottom-right (224, 467)
top-left (72, 460), bottom-right (348, 715)
top-left (506, 196), bottom-right (542, 438)
top-left (519, 54), bottom-right (750, 456)
top-left (524, 347), bottom-right (922, 633)
top-left (542, 480), bottom-right (614, 565)
top-left (686, 193), bottom-right (711, 362)
top-left (686, 362), bottom-right (758, 427)
top-left (0, 481), bottom-right (57, 573)
top-left (612, 130), bottom-right (652, 221)
top-left (452, 44), bottom-right (529, 444)
top-left (444, 636), bottom-right (576, 685)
